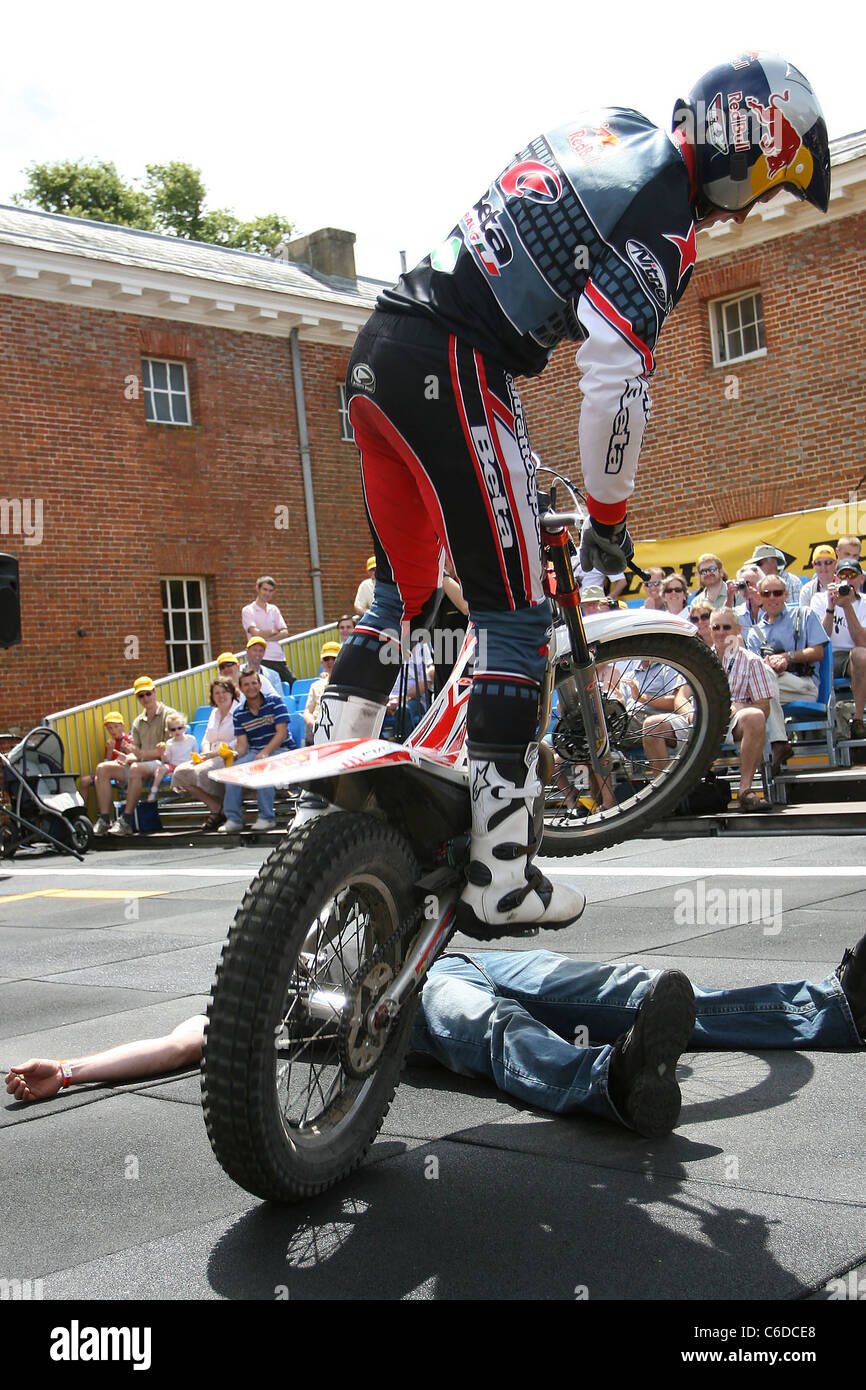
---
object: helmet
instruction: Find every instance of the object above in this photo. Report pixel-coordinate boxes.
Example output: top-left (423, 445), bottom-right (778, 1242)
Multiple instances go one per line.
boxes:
top-left (673, 53), bottom-right (830, 219)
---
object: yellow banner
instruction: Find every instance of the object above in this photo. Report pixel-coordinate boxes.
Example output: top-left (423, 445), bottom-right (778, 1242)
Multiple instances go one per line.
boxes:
top-left (628, 495), bottom-right (864, 598)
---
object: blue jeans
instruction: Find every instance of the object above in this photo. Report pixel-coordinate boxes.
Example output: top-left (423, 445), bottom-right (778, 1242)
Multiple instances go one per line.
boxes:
top-left (410, 951), bottom-right (861, 1129)
top-left (221, 749), bottom-right (275, 822)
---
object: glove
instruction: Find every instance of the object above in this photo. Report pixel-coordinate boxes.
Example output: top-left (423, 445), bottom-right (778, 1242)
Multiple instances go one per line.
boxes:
top-left (580, 516), bottom-right (634, 577)
top-left (218, 742), bottom-right (236, 767)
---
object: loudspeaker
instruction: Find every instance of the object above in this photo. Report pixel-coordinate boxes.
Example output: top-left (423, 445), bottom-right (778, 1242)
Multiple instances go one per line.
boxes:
top-left (0, 554), bottom-right (21, 648)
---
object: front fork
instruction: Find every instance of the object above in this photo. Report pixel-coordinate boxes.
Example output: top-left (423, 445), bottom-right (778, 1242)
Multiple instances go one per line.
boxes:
top-left (542, 525), bottom-right (612, 780)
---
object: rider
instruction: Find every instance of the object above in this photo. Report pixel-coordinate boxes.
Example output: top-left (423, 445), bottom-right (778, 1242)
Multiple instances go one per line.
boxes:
top-left (302, 53), bottom-right (830, 939)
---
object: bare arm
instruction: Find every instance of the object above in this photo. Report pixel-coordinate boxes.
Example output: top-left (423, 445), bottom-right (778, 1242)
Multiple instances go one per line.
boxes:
top-left (5, 1017), bottom-right (206, 1101)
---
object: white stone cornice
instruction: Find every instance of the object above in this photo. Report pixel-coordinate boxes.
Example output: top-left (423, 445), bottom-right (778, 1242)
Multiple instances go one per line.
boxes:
top-left (0, 242), bottom-right (377, 342)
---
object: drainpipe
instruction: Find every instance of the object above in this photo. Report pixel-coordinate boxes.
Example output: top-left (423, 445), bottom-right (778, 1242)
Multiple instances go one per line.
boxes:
top-left (289, 327), bottom-right (325, 626)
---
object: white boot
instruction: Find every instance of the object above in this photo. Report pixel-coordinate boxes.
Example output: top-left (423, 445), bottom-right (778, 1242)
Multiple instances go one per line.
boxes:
top-left (290, 691), bottom-right (386, 830)
top-left (457, 743), bottom-right (586, 938)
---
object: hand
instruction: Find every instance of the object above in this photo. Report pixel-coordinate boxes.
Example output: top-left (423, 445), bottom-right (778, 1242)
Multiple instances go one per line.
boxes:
top-left (580, 517), bottom-right (634, 577)
top-left (766, 653), bottom-right (788, 672)
top-left (156, 742), bottom-right (166, 753)
top-left (726, 580), bottom-right (738, 604)
top-left (5, 1060), bottom-right (64, 1102)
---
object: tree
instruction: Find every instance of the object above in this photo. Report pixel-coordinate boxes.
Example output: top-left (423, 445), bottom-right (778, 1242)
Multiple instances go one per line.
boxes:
top-left (14, 159), bottom-right (153, 229)
top-left (14, 160), bottom-right (293, 254)
top-left (144, 161), bottom-right (208, 240)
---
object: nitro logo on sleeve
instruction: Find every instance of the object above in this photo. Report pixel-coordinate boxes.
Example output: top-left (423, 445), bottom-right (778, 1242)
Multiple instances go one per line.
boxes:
top-left (625, 240), bottom-right (670, 311)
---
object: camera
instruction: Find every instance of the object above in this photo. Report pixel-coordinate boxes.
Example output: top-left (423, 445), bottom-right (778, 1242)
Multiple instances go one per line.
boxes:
top-left (736, 580), bottom-right (748, 591)
top-left (838, 582), bottom-right (852, 598)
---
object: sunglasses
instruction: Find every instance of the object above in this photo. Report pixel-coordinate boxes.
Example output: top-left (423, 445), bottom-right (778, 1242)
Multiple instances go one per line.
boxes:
top-left (814, 559), bottom-right (836, 567)
top-left (136, 691), bottom-right (154, 700)
top-left (698, 566), bottom-right (719, 576)
top-left (711, 624), bottom-right (734, 632)
top-left (691, 612), bottom-right (711, 621)
top-left (646, 581), bottom-right (661, 588)
top-left (664, 588), bottom-right (687, 596)
top-left (168, 726), bottom-right (186, 732)
top-left (762, 589), bottom-right (787, 597)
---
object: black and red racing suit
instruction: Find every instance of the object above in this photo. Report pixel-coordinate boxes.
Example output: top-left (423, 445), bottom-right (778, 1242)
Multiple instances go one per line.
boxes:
top-left (342, 107), bottom-right (697, 731)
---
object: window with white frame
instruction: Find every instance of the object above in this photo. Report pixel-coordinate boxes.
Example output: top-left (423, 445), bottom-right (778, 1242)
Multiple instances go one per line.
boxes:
top-left (143, 358), bottom-right (192, 425)
top-left (710, 291), bottom-right (766, 367)
top-left (338, 383), bottom-right (354, 443)
top-left (161, 578), bottom-right (210, 672)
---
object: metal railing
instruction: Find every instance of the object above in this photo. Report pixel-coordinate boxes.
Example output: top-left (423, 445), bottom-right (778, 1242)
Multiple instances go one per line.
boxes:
top-left (43, 624), bottom-right (337, 776)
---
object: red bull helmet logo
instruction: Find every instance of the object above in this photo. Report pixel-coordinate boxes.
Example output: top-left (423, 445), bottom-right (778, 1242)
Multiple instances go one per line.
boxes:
top-left (744, 89), bottom-right (801, 178)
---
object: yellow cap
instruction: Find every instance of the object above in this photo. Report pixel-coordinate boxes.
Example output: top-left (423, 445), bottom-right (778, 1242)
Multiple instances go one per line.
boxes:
top-left (216, 651), bottom-right (240, 666)
top-left (132, 676), bottom-right (155, 693)
top-left (366, 555), bottom-right (376, 570)
top-left (320, 641), bottom-right (341, 659)
top-left (103, 710), bottom-right (124, 724)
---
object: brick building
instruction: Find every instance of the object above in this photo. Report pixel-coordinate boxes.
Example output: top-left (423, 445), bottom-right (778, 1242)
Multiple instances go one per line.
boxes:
top-left (519, 131), bottom-right (866, 540)
top-left (1, 132), bottom-right (863, 734)
top-left (0, 215), bottom-right (381, 733)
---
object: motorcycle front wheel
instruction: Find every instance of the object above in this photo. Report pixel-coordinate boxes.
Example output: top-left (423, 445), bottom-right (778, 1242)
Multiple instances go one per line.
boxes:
top-left (541, 631), bottom-right (730, 856)
top-left (202, 814), bottom-right (421, 1203)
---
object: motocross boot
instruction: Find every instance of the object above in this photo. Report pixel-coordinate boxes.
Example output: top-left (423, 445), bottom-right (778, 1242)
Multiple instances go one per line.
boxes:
top-left (290, 689), bottom-right (387, 829)
top-left (455, 741), bottom-right (586, 940)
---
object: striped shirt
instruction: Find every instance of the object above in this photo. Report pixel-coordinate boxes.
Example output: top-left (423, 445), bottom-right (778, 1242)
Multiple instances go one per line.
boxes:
top-left (724, 646), bottom-right (775, 706)
top-left (233, 693), bottom-right (292, 751)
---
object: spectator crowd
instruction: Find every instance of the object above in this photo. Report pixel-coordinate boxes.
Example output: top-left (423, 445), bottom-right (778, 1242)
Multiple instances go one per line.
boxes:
top-left (73, 532), bottom-right (865, 837)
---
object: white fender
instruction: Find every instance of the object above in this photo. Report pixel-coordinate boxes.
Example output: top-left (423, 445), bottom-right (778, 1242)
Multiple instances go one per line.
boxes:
top-left (554, 606), bottom-right (696, 659)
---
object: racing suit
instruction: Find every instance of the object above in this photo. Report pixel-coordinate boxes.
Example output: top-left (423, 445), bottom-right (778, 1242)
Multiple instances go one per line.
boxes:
top-left (321, 107), bottom-right (699, 930)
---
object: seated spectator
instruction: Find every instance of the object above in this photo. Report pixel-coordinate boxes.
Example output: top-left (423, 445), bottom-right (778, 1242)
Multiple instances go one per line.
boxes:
top-left (689, 553), bottom-right (732, 613)
top-left (659, 573), bottom-right (690, 616)
top-left (746, 574), bottom-right (830, 766)
top-left (337, 613), bottom-right (357, 643)
top-left (79, 712), bottom-right (134, 804)
top-left (215, 651), bottom-right (241, 689)
top-left (243, 636), bottom-right (282, 698)
top-left (641, 567), bottom-right (666, 609)
top-left (103, 678), bottom-right (180, 838)
top-left (748, 542), bottom-right (802, 602)
top-left (688, 600), bottom-right (714, 645)
top-left (641, 681), bottom-right (696, 773)
top-left (709, 608), bottom-right (775, 812)
top-left (303, 641), bottom-right (341, 743)
top-left (147, 715), bottom-right (197, 802)
top-left (732, 564), bottom-right (763, 628)
top-left (386, 637), bottom-right (435, 740)
top-left (579, 583), bottom-right (613, 615)
top-left (353, 556), bottom-right (377, 615)
top-left (241, 576), bottom-right (294, 685)
top-left (621, 660), bottom-right (687, 748)
top-left (836, 535), bottom-right (862, 565)
top-left (171, 677), bottom-right (240, 831)
top-left (219, 669), bottom-right (294, 834)
top-left (810, 558), bottom-right (866, 741)
top-left (798, 544), bottom-right (838, 609)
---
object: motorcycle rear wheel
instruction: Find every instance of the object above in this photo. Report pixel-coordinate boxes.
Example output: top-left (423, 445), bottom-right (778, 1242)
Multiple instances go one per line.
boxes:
top-left (202, 813), bottom-right (420, 1203)
top-left (541, 631), bottom-right (730, 856)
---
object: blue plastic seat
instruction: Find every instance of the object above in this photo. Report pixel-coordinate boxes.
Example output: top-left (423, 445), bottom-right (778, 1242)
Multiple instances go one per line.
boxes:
top-left (781, 640), bottom-right (836, 765)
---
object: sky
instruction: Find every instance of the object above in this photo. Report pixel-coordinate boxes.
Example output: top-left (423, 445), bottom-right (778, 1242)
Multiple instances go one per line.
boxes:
top-left (1, 1), bottom-right (862, 284)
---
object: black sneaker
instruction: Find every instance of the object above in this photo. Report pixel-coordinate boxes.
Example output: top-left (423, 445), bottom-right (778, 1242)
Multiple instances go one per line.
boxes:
top-left (836, 932), bottom-right (866, 1038)
top-left (607, 970), bottom-right (696, 1138)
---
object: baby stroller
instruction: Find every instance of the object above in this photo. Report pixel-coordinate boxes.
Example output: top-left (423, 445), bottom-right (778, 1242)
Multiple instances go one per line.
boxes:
top-left (0, 727), bottom-right (92, 860)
